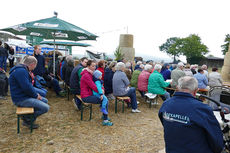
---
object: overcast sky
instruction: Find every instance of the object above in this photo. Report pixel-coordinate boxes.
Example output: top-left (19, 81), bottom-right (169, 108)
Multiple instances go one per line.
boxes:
top-left (1, 0), bottom-right (230, 61)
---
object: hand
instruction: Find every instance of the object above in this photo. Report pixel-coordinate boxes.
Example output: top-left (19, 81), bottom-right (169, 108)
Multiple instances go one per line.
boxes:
top-left (37, 94), bottom-right (42, 100)
top-left (102, 89), bottom-right (105, 94)
top-left (100, 95), bottom-right (103, 101)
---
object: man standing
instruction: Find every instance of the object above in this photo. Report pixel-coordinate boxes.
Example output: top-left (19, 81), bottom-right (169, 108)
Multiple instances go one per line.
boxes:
top-left (9, 56), bottom-right (49, 129)
top-left (33, 45), bottom-right (45, 77)
top-left (171, 62), bottom-right (185, 88)
top-left (159, 76), bottom-right (223, 153)
top-left (70, 57), bottom-right (88, 110)
top-left (0, 41), bottom-right (7, 71)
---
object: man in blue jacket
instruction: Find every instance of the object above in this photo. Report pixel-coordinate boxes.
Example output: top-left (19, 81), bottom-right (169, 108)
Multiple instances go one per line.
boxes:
top-left (159, 76), bottom-right (223, 153)
top-left (9, 56), bottom-right (49, 129)
top-left (70, 57), bottom-right (88, 110)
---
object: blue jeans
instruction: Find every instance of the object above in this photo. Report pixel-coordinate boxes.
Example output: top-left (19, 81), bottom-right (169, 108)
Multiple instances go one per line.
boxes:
top-left (163, 92), bottom-right (170, 100)
top-left (3, 56), bottom-right (7, 71)
top-left (34, 87), bottom-right (47, 97)
top-left (82, 95), bottom-right (108, 120)
top-left (16, 97), bottom-right (49, 121)
top-left (123, 87), bottom-right (138, 109)
top-left (52, 78), bottom-right (62, 95)
top-left (0, 56), bottom-right (3, 70)
top-left (95, 94), bottom-right (108, 109)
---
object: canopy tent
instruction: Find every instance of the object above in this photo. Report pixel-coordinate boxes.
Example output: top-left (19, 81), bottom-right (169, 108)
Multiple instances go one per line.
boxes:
top-left (1, 14), bottom-right (97, 74)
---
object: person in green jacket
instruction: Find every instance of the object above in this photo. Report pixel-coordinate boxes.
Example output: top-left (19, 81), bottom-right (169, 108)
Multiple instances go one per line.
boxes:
top-left (148, 64), bottom-right (170, 101)
top-left (130, 64), bottom-right (144, 88)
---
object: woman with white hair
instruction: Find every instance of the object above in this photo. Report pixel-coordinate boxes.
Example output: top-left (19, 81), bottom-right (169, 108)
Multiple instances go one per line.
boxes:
top-left (113, 62), bottom-right (141, 113)
top-left (138, 64), bottom-right (153, 97)
top-left (124, 62), bottom-right (132, 80)
top-left (148, 64), bottom-right (170, 100)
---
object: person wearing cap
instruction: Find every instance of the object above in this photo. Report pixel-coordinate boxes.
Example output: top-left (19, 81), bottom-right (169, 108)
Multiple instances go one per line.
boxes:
top-left (160, 63), bottom-right (171, 81)
top-left (184, 64), bottom-right (193, 77)
top-left (93, 70), bottom-right (113, 126)
top-left (171, 62), bottom-right (186, 88)
top-left (159, 76), bottom-right (223, 153)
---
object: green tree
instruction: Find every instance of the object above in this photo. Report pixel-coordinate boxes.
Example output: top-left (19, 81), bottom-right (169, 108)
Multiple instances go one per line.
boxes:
top-left (221, 34), bottom-right (230, 55)
top-left (159, 37), bottom-right (181, 63)
top-left (179, 34), bottom-right (209, 64)
top-left (114, 47), bottom-right (124, 61)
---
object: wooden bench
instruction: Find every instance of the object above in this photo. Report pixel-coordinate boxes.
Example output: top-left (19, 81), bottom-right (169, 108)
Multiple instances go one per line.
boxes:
top-left (76, 95), bottom-right (93, 121)
top-left (145, 93), bottom-right (158, 108)
top-left (16, 107), bottom-right (34, 133)
top-left (165, 87), bottom-right (177, 96)
top-left (115, 96), bottom-right (130, 113)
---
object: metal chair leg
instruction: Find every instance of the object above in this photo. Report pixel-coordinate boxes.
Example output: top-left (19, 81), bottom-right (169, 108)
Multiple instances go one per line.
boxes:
top-left (81, 106), bottom-right (84, 120)
top-left (149, 98), bottom-right (151, 108)
top-left (89, 105), bottom-right (92, 121)
top-left (115, 98), bottom-right (117, 113)
top-left (122, 101), bottom-right (124, 113)
top-left (67, 88), bottom-right (70, 101)
top-left (30, 115), bottom-right (33, 133)
top-left (17, 115), bottom-right (20, 134)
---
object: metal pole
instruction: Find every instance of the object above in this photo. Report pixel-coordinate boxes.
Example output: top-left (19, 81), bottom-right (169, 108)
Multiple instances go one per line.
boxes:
top-left (53, 32), bottom-right (56, 76)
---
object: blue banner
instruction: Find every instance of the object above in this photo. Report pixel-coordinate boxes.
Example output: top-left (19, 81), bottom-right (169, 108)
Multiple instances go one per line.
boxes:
top-left (16, 46), bottom-right (57, 55)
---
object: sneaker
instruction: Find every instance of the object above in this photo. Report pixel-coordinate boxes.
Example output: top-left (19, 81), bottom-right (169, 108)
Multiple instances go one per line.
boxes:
top-left (22, 121), bottom-right (39, 129)
top-left (101, 108), bottom-right (108, 115)
top-left (72, 99), bottom-right (81, 110)
top-left (132, 109), bottom-right (141, 113)
top-left (137, 101), bottom-right (140, 105)
top-left (0, 96), bottom-right (6, 100)
top-left (102, 121), bottom-right (113, 126)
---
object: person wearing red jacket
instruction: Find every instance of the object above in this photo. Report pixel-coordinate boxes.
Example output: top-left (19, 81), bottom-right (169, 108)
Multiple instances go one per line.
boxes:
top-left (97, 60), bottom-right (105, 81)
top-left (80, 60), bottom-right (112, 126)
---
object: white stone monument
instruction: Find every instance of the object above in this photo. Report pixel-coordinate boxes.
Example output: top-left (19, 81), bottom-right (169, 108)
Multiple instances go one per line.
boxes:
top-left (119, 34), bottom-right (135, 61)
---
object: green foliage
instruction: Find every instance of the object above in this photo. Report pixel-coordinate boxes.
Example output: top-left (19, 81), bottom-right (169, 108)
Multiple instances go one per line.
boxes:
top-left (179, 34), bottom-right (209, 64)
top-left (159, 34), bottom-right (209, 64)
top-left (114, 47), bottom-right (124, 61)
top-left (159, 37), bottom-right (181, 63)
top-left (221, 34), bottom-right (230, 55)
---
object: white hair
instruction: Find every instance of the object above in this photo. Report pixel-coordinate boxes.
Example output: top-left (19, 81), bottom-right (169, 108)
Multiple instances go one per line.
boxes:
top-left (137, 61), bottom-right (142, 65)
top-left (23, 56), bottom-right (37, 65)
top-left (140, 64), bottom-right (144, 69)
top-left (144, 64), bottom-right (153, 71)
top-left (177, 62), bottom-right (184, 68)
top-left (125, 62), bottom-right (131, 68)
top-left (115, 62), bottom-right (125, 71)
top-left (178, 76), bottom-right (198, 92)
top-left (154, 64), bottom-right (162, 70)
top-left (201, 64), bottom-right (207, 70)
top-left (66, 55), bottom-right (73, 62)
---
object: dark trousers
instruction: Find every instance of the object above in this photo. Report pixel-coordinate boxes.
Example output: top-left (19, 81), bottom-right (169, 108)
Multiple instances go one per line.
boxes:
top-left (124, 87), bottom-right (138, 110)
top-left (82, 95), bottom-right (108, 120)
top-left (8, 58), bottom-right (14, 68)
top-left (51, 78), bottom-right (62, 95)
top-left (0, 78), bottom-right (8, 96)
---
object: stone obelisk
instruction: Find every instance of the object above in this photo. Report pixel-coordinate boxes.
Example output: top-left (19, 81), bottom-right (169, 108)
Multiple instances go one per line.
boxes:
top-left (119, 34), bottom-right (135, 61)
top-left (221, 44), bottom-right (230, 81)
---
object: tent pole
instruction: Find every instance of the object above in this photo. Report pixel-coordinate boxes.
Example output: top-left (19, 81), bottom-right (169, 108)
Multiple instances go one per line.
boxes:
top-left (53, 33), bottom-right (56, 76)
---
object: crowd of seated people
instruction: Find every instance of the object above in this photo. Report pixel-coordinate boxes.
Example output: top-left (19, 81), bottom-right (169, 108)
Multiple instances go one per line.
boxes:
top-left (6, 44), bottom-right (227, 128)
